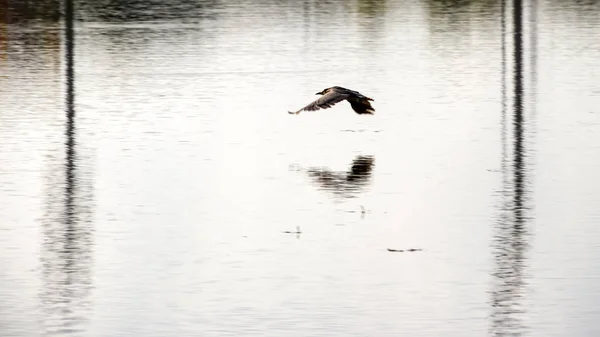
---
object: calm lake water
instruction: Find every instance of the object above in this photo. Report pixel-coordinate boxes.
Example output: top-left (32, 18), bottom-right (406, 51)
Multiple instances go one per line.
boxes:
top-left (1, 0), bottom-right (600, 336)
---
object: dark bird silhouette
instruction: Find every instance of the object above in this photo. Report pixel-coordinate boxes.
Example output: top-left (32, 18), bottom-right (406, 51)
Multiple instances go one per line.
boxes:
top-left (289, 86), bottom-right (375, 115)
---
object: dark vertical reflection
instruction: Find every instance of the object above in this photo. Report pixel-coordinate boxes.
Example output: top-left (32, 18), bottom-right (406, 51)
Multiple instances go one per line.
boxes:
top-left (65, 0), bottom-right (74, 136)
top-left (41, 0), bottom-right (94, 335)
top-left (513, 0), bottom-right (524, 212)
top-left (490, 0), bottom-right (532, 335)
top-left (500, 0), bottom-right (507, 163)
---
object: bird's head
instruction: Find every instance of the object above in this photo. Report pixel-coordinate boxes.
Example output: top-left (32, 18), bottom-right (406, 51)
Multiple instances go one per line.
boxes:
top-left (316, 88), bottom-right (331, 95)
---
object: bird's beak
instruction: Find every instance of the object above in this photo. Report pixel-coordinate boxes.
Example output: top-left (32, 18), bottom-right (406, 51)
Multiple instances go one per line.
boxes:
top-left (316, 91), bottom-right (323, 95)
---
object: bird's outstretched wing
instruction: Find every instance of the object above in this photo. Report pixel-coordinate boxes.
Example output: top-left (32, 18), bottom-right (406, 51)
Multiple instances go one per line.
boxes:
top-left (288, 90), bottom-right (350, 114)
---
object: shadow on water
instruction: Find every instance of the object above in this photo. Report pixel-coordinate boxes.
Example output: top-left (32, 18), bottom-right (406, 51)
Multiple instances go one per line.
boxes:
top-left (40, 1), bottom-right (94, 335)
top-left (424, 0), bottom-right (500, 32)
top-left (76, 0), bottom-right (221, 22)
top-left (356, 0), bottom-right (386, 18)
top-left (355, 0), bottom-right (386, 51)
top-left (490, 0), bottom-right (535, 335)
top-left (0, 1), bottom-right (62, 63)
top-left (292, 155), bottom-right (375, 199)
top-left (0, 0), bottom-right (60, 23)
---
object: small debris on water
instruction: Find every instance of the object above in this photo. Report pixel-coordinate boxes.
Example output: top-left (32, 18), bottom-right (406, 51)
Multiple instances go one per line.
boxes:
top-left (282, 226), bottom-right (301, 234)
top-left (344, 205), bottom-right (368, 214)
top-left (387, 248), bottom-right (423, 253)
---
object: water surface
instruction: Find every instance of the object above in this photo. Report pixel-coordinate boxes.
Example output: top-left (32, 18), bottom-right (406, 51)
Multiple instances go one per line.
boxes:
top-left (1, 1), bottom-right (600, 336)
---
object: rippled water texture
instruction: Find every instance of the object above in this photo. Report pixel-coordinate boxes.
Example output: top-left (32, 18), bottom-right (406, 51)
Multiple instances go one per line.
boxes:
top-left (1, 0), bottom-right (600, 336)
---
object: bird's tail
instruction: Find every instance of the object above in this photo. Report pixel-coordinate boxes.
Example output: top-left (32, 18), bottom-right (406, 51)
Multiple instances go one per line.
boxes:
top-left (366, 97), bottom-right (374, 101)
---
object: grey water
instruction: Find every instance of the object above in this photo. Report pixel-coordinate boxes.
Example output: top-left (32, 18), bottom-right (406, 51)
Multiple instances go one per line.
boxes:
top-left (1, 0), bottom-right (600, 336)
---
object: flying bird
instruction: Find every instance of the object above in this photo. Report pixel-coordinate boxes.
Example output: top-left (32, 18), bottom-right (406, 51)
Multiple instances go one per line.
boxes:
top-left (288, 86), bottom-right (375, 115)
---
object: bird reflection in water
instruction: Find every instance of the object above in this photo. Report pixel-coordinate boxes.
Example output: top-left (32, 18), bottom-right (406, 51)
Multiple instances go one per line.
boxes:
top-left (293, 155), bottom-right (375, 199)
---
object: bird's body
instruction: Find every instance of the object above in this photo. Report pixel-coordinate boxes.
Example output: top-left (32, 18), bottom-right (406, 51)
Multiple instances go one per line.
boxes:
top-left (289, 86), bottom-right (375, 115)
